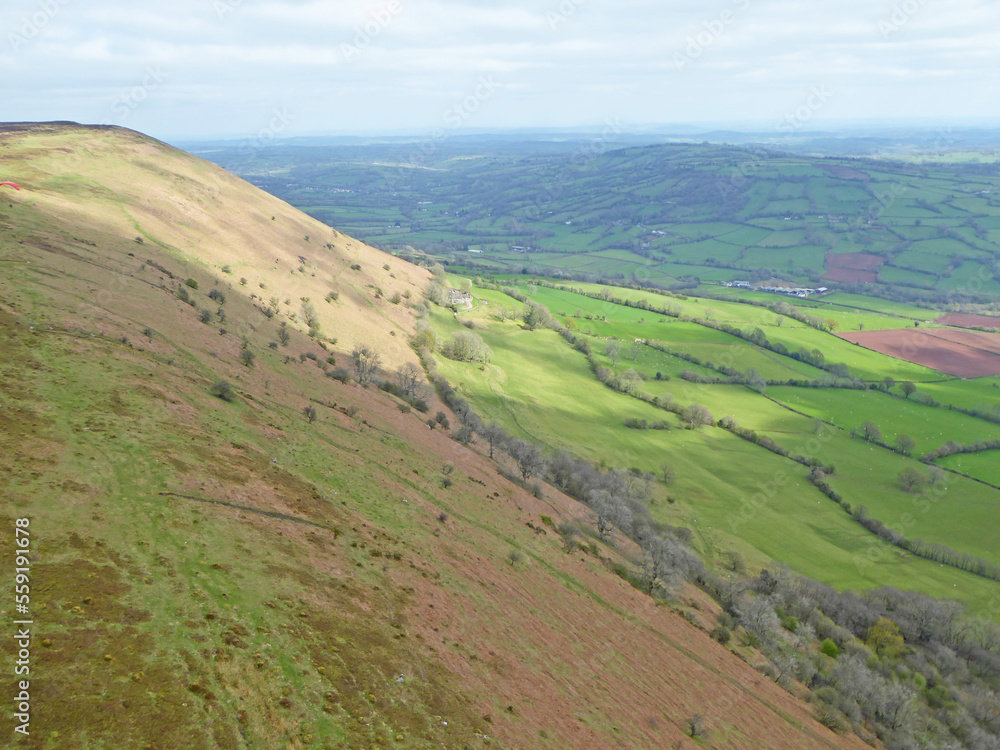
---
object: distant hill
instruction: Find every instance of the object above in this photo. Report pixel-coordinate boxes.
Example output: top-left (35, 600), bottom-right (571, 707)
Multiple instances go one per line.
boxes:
top-left (0, 123), bottom-right (874, 749)
top-left (202, 139), bottom-right (1000, 304)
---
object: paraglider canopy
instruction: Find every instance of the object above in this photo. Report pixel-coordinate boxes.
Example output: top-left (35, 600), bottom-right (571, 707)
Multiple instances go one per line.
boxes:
top-left (0, 182), bottom-right (20, 190)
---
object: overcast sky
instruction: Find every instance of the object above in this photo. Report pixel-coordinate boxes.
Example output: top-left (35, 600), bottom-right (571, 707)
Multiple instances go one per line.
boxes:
top-left (2, 0), bottom-right (999, 142)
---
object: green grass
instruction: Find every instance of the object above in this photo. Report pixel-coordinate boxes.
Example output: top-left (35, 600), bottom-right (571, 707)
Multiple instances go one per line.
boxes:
top-left (431, 293), bottom-right (1000, 614)
top-left (767, 386), bottom-right (1000, 456)
top-left (764, 326), bottom-right (944, 381)
top-left (938, 451), bottom-right (1000, 485)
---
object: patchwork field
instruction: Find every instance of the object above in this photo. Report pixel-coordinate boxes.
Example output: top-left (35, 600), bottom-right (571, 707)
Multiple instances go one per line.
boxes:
top-left (937, 312), bottom-right (1000, 331)
top-left (426, 278), bottom-right (1000, 618)
top-left (823, 252), bottom-right (884, 283)
top-left (206, 139), bottom-right (1000, 305)
top-left (839, 329), bottom-right (1000, 378)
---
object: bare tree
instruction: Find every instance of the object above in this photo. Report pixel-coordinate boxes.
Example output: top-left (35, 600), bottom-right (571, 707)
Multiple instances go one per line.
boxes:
top-left (590, 490), bottom-right (630, 543)
top-left (352, 343), bottom-right (381, 386)
top-left (477, 422), bottom-right (507, 460)
top-left (735, 594), bottom-right (780, 645)
top-left (604, 339), bottom-right (622, 365)
top-left (895, 434), bottom-right (916, 455)
top-left (855, 420), bottom-right (882, 442)
top-left (395, 362), bottom-right (425, 398)
top-left (508, 439), bottom-right (545, 481)
top-left (681, 403), bottom-right (713, 429)
top-left (897, 467), bottom-right (927, 493)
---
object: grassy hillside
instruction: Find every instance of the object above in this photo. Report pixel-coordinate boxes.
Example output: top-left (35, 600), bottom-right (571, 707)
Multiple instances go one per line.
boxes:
top-left (1, 122), bottom-right (429, 368)
top-left (0, 123), bottom-right (879, 749)
top-left (424, 278), bottom-right (1000, 616)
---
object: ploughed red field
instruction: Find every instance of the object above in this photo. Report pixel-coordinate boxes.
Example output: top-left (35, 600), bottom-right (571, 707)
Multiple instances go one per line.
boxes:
top-left (839, 328), bottom-right (1000, 378)
top-left (936, 313), bottom-right (1000, 331)
top-left (822, 252), bottom-right (884, 283)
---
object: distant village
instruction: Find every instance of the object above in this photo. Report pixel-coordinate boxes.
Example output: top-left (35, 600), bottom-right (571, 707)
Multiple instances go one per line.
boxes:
top-left (723, 280), bottom-right (829, 299)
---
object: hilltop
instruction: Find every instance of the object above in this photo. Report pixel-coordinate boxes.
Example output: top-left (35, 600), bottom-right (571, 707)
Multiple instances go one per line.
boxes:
top-left (0, 121), bottom-right (428, 367)
top-left (0, 124), bottom-right (874, 749)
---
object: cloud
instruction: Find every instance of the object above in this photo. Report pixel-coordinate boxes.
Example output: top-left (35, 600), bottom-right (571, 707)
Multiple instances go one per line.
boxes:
top-left (1, 0), bottom-right (997, 139)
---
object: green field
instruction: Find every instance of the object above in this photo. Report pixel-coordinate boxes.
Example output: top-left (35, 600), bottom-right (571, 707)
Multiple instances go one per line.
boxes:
top-left (208, 139), bottom-right (1000, 306)
top-left (938, 451), bottom-right (1000, 485)
top-left (767, 387), bottom-right (1000, 456)
top-left (426, 280), bottom-right (1000, 614)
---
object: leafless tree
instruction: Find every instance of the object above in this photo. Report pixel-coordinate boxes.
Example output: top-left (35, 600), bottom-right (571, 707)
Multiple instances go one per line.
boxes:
top-left (395, 362), bottom-right (425, 398)
top-left (352, 343), bottom-right (381, 385)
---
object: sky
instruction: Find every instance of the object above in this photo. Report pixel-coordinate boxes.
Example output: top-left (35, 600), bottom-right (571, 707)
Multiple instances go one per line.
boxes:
top-left (2, 0), bottom-right (999, 143)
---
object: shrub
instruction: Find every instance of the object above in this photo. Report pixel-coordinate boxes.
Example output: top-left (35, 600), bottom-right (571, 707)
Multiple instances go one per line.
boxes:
top-left (820, 638), bottom-right (840, 658)
top-left (350, 263), bottom-right (362, 271)
top-left (397, 403), bottom-right (411, 413)
top-left (209, 380), bottom-right (237, 402)
top-left (240, 349), bottom-right (255, 368)
top-left (208, 289), bottom-right (225, 304)
top-left (303, 405), bottom-right (317, 423)
top-left (199, 309), bottom-right (212, 324)
top-left (184, 278), bottom-right (198, 289)
top-left (686, 714), bottom-right (705, 738)
top-left (711, 625), bottom-right (732, 644)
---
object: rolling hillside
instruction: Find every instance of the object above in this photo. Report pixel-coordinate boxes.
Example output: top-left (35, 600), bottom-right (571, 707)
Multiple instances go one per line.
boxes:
top-left (202, 139), bottom-right (1000, 304)
top-left (0, 123), bottom-right (878, 749)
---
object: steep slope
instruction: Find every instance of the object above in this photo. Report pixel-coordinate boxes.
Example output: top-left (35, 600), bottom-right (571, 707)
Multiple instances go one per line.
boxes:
top-left (0, 122), bottom-right (428, 367)
top-left (0, 124), bottom-right (868, 749)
